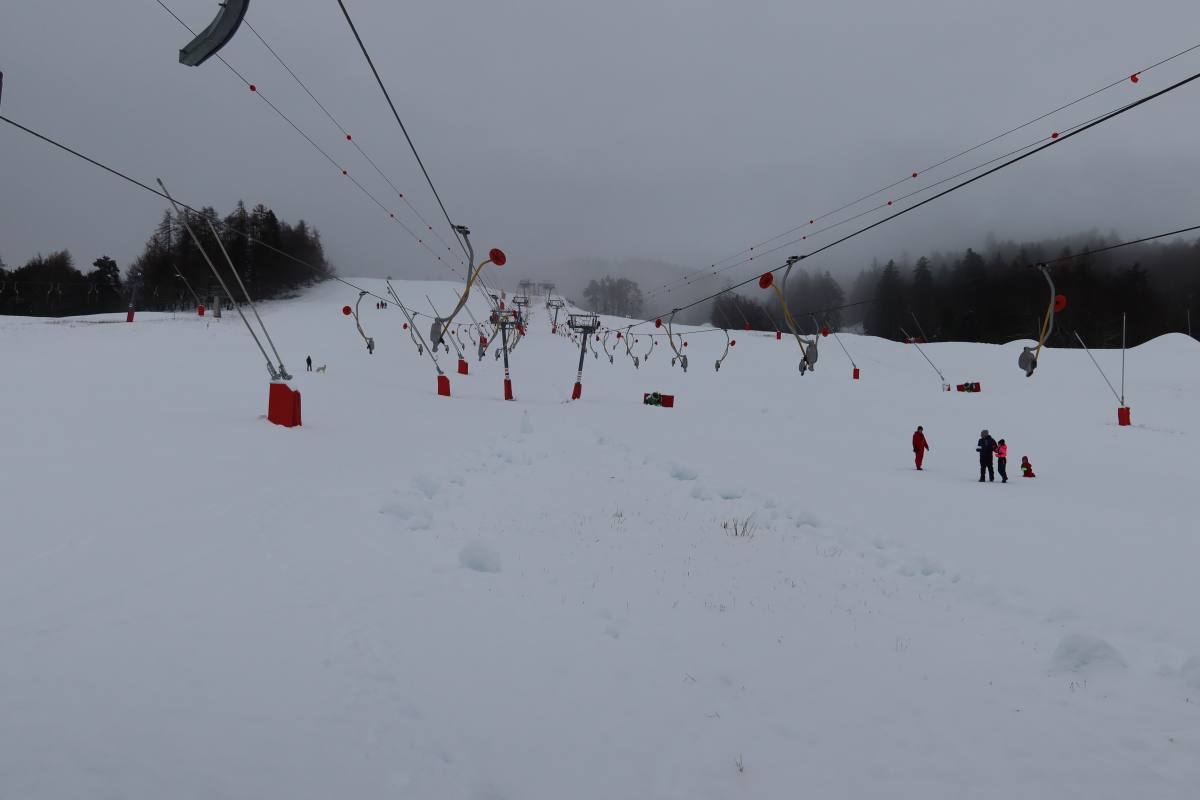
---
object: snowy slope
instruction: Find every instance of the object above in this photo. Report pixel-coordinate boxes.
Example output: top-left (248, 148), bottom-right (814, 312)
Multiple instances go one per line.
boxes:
top-left (1, 279), bottom-right (1198, 799)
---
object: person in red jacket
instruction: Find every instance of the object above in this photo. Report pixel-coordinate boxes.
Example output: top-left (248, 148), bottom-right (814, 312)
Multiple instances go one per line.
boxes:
top-left (912, 425), bottom-right (930, 470)
top-left (1021, 456), bottom-right (1036, 478)
top-left (996, 438), bottom-right (1009, 482)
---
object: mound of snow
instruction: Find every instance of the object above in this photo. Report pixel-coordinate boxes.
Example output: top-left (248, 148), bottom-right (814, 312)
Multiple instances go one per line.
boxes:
top-left (1051, 633), bottom-right (1128, 674)
top-left (459, 542), bottom-right (502, 573)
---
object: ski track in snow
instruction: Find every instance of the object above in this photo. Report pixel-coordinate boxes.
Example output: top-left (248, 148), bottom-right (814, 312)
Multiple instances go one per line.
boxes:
top-left (1, 279), bottom-right (1198, 799)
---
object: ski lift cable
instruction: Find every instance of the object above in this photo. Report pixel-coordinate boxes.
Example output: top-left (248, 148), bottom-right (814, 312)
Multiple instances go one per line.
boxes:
top-left (202, 214), bottom-right (292, 377)
top-left (650, 90), bottom-right (1165, 301)
top-left (1073, 329), bottom-right (1123, 404)
top-left (0, 112), bottom-right (443, 313)
top-left (387, 281), bottom-right (444, 374)
top-left (158, 178), bottom-right (282, 380)
top-left (239, 18), bottom-right (463, 266)
top-left (650, 39), bottom-right (1200, 296)
top-left (333, 0), bottom-right (470, 263)
top-left (900, 326), bottom-right (946, 384)
top-left (815, 313), bottom-right (856, 370)
top-left (153, 0), bottom-right (462, 278)
top-left (631, 67), bottom-right (1200, 330)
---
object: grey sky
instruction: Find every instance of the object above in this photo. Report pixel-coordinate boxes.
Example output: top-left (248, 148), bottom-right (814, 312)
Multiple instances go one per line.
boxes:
top-left (3, 0), bottom-right (1199, 305)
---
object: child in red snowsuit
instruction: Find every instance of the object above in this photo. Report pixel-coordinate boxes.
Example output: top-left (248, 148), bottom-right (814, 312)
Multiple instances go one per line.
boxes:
top-left (912, 426), bottom-right (930, 470)
top-left (1021, 456), bottom-right (1035, 478)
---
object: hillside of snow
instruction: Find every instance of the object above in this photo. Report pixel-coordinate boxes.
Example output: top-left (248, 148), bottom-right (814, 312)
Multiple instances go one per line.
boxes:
top-left (2, 278), bottom-right (1198, 799)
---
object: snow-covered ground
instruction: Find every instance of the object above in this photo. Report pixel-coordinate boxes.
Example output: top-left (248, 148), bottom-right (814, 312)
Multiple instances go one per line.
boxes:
top-left (2, 279), bottom-right (1197, 799)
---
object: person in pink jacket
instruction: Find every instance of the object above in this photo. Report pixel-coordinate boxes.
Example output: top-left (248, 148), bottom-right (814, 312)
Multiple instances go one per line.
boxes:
top-left (996, 438), bottom-right (1009, 483)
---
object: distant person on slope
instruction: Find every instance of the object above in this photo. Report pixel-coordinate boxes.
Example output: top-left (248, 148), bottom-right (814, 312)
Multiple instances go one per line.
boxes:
top-left (996, 438), bottom-right (1009, 483)
top-left (1021, 456), bottom-right (1036, 478)
top-left (912, 426), bottom-right (930, 470)
top-left (977, 429), bottom-right (998, 483)
top-left (306, 355), bottom-right (312, 372)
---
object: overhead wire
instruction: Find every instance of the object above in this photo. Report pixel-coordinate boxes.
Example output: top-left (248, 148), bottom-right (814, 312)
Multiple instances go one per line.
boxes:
top-left (239, 17), bottom-right (463, 266)
top-left (631, 65), bottom-right (1200, 329)
top-left (0, 112), bottom-right (418, 310)
top-left (333, 0), bottom-right (468, 261)
top-left (153, 0), bottom-right (463, 278)
top-left (648, 98), bottom-right (1125, 298)
top-left (651, 39), bottom-right (1200, 298)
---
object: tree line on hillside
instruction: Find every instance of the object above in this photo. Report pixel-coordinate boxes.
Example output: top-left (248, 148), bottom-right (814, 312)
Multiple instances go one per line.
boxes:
top-left (710, 234), bottom-right (1200, 348)
top-left (0, 201), bottom-right (334, 317)
top-left (578, 276), bottom-right (645, 318)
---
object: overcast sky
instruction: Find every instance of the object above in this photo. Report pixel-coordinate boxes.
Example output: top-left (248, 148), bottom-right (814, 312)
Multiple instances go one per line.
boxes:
top-left (3, 0), bottom-right (1200, 303)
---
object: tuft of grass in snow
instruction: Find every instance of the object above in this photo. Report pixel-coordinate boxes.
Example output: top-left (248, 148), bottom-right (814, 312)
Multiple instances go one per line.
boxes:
top-left (722, 515), bottom-right (757, 539)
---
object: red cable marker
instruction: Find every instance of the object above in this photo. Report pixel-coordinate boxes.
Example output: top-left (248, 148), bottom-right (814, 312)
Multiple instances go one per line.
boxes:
top-left (758, 273), bottom-right (774, 289)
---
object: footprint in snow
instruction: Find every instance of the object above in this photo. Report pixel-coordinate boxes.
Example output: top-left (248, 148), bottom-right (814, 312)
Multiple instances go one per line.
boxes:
top-left (411, 473), bottom-right (440, 500)
top-left (380, 502), bottom-right (433, 531)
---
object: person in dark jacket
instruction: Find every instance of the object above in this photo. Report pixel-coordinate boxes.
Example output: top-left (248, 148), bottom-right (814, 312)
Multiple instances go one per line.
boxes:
top-left (977, 429), bottom-right (998, 482)
top-left (306, 355), bottom-right (312, 372)
top-left (912, 426), bottom-right (930, 470)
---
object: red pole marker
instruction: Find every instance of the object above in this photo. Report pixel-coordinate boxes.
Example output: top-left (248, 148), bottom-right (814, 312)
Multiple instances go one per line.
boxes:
top-left (1054, 294), bottom-right (1068, 312)
top-left (758, 272), bottom-right (774, 289)
top-left (437, 375), bottom-right (451, 397)
top-left (342, 305), bottom-right (352, 315)
top-left (489, 248), bottom-right (507, 266)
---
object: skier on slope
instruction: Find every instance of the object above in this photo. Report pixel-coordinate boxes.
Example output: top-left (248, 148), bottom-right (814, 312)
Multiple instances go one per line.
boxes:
top-left (976, 429), bottom-right (998, 483)
top-left (912, 425), bottom-right (930, 470)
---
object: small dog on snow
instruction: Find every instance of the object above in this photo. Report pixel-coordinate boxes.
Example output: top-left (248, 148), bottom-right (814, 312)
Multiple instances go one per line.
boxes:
top-left (315, 364), bottom-right (327, 373)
